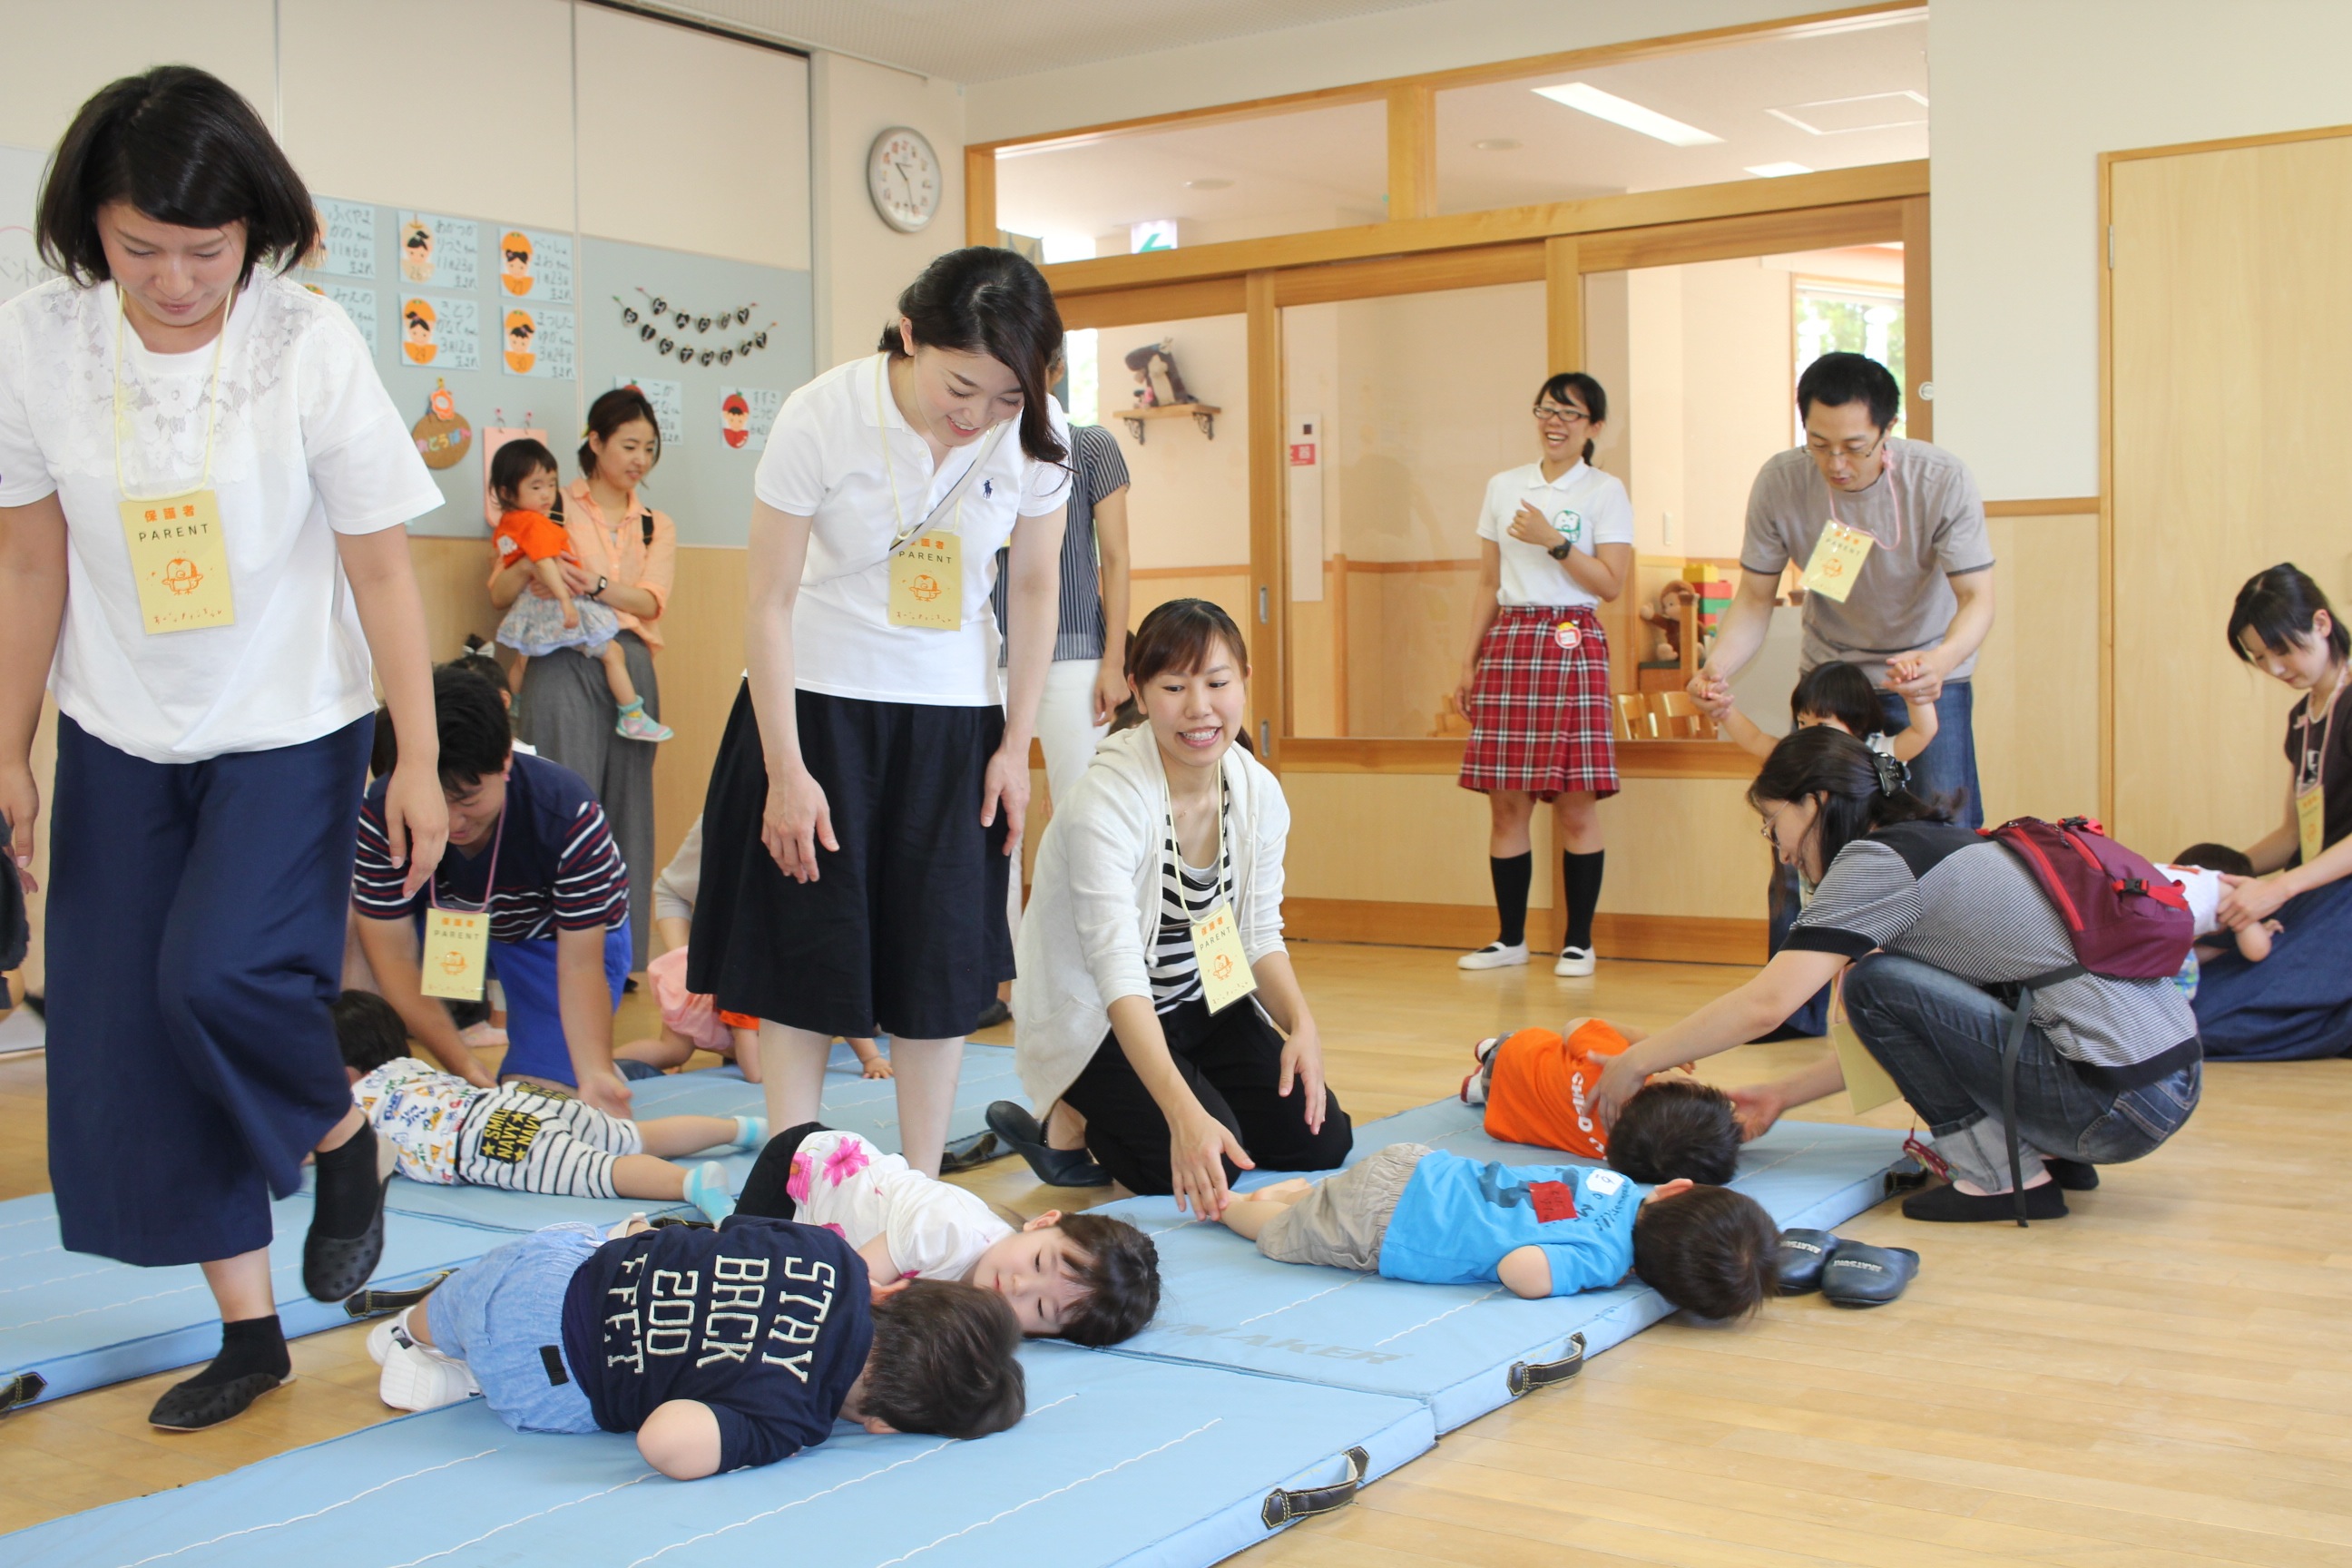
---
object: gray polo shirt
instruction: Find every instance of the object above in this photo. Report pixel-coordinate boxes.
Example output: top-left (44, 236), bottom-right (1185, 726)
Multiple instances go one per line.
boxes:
top-left (1740, 438), bottom-right (1994, 684)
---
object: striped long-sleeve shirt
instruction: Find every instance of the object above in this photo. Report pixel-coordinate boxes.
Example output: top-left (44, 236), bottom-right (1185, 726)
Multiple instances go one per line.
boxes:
top-left (354, 751), bottom-right (628, 943)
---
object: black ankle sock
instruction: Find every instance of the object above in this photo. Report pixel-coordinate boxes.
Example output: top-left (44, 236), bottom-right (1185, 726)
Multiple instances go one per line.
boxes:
top-left (1489, 853), bottom-right (1533, 947)
top-left (184, 1314), bottom-right (289, 1389)
top-left (312, 1122), bottom-right (383, 1237)
top-left (1563, 849), bottom-right (1604, 952)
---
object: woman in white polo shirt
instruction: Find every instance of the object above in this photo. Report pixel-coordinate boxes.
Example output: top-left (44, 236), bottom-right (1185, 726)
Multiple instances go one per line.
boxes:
top-left (1455, 372), bottom-right (1633, 978)
top-left (691, 249), bottom-right (1070, 1178)
top-left (0, 69), bottom-right (446, 1430)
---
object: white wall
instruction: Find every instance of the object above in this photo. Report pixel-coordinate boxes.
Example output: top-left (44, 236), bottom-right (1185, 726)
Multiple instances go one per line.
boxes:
top-left (1932, 0), bottom-right (2352, 501)
top-left (1103, 314), bottom-right (1251, 570)
top-left (808, 53), bottom-right (965, 370)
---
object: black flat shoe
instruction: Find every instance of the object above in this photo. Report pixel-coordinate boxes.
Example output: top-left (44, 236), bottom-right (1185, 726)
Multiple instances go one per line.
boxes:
top-left (938, 1131), bottom-right (1002, 1175)
top-left (148, 1370), bottom-right (293, 1431)
top-left (305, 1131), bottom-right (395, 1302)
top-left (1776, 1229), bottom-right (1838, 1293)
top-left (1901, 1181), bottom-right (2068, 1223)
top-left (974, 998), bottom-right (1013, 1031)
top-left (985, 1102), bottom-right (1107, 1187)
top-left (2042, 1157), bottom-right (2099, 1191)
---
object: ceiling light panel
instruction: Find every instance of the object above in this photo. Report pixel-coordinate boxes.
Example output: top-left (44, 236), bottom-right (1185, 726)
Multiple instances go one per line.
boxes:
top-left (1744, 162), bottom-right (1814, 178)
top-left (1766, 90), bottom-right (1928, 136)
top-left (1532, 82), bottom-right (1722, 147)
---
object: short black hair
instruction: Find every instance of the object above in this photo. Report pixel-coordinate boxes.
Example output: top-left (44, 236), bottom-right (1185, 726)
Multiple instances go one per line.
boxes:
top-left (1607, 1079), bottom-right (1742, 1186)
top-left (489, 437), bottom-right (560, 511)
top-left (2228, 562), bottom-right (2349, 666)
top-left (581, 387), bottom-right (662, 480)
top-left (1631, 1184), bottom-right (1779, 1321)
top-left (1127, 597), bottom-right (1250, 687)
top-left (1048, 1212), bottom-right (1160, 1347)
top-left (1534, 371), bottom-right (1610, 465)
top-left (332, 989), bottom-right (411, 1075)
top-left (38, 66), bottom-right (318, 289)
top-left (862, 1280), bottom-right (1025, 1439)
top-left (433, 663), bottom-right (513, 790)
top-left (2173, 840), bottom-right (2255, 877)
top-left (1789, 661), bottom-right (1883, 740)
top-left (446, 636), bottom-right (509, 708)
top-left (1796, 351), bottom-right (1900, 433)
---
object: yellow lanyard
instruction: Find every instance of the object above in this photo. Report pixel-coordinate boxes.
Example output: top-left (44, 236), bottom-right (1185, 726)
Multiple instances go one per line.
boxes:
top-left (113, 287), bottom-right (233, 501)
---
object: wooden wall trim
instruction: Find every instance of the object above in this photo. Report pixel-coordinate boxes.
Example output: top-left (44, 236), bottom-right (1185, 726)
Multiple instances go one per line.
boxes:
top-left (1284, 897), bottom-right (1768, 965)
top-left (965, 144), bottom-right (997, 250)
top-left (1574, 199), bottom-right (1905, 273)
top-left (1055, 278), bottom-right (1248, 330)
top-left (1386, 83), bottom-right (1437, 221)
top-left (1246, 270), bottom-right (1285, 765)
top-left (1131, 563), bottom-right (1250, 580)
top-left (1983, 496), bottom-right (2099, 516)
top-left (2099, 121), bottom-right (2352, 167)
top-left (1280, 736), bottom-right (1759, 779)
top-left (1339, 556), bottom-right (1480, 574)
top-left (1269, 242), bottom-right (1544, 308)
top-left (1901, 193), bottom-right (1933, 444)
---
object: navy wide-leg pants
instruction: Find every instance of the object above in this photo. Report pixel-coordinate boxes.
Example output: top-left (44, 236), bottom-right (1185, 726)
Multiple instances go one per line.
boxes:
top-left (45, 714), bottom-right (372, 1267)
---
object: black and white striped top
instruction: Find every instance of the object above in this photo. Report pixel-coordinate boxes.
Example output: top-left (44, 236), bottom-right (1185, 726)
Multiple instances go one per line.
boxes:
top-left (1147, 779), bottom-right (1236, 1012)
top-left (993, 423), bottom-right (1132, 664)
top-left (1788, 820), bottom-right (2199, 1087)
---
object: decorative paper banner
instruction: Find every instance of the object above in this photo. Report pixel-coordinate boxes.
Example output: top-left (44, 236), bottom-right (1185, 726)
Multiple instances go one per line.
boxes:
top-left (496, 227), bottom-right (573, 303)
top-left (411, 379), bottom-right (474, 471)
top-left (310, 197), bottom-right (376, 278)
top-left (502, 305), bottom-right (574, 379)
top-left (617, 375), bottom-right (682, 446)
top-left (720, 386), bottom-right (782, 449)
top-left (400, 293), bottom-right (479, 372)
top-left (397, 211), bottom-right (477, 290)
top-left (320, 284), bottom-right (377, 356)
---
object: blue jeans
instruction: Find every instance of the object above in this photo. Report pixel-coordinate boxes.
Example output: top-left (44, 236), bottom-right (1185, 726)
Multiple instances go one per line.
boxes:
top-left (427, 1223), bottom-right (603, 1435)
top-left (493, 919), bottom-right (633, 1085)
top-left (1758, 861), bottom-right (1832, 1040)
top-left (1880, 681), bottom-right (1983, 828)
top-left (2194, 874), bottom-right (2352, 1059)
top-left (1842, 953), bottom-right (2200, 1190)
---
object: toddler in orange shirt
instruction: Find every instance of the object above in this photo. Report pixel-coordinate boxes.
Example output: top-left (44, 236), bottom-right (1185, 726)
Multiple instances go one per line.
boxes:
top-left (490, 438), bottom-right (671, 742)
top-left (1464, 1017), bottom-right (1743, 1184)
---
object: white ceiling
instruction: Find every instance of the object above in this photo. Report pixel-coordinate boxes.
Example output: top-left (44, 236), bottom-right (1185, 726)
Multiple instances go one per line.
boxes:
top-left (626, 0), bottom-right (1448, 83)
top-left (995, 12), bottom-right (1927, 246)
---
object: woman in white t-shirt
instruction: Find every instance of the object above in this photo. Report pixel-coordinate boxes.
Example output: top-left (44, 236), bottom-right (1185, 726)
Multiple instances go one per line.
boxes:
top-left (1455, 372), bottom-right (1634, 980)
top-left (690, 249), bottom-right (1071, 1178)
top-left (0, 69), bottom-right (447, 1431)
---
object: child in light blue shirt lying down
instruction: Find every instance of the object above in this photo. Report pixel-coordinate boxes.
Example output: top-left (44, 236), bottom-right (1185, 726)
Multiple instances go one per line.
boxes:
top-left (1215, 1142), bottom-right (1779, 1320)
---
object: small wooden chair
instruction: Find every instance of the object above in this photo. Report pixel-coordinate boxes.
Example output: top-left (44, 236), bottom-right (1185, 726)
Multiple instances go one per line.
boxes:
top-left (1613, 692), bottom-right (1653, 741)
top-left (1650, 690), bottom-right (1714, 740)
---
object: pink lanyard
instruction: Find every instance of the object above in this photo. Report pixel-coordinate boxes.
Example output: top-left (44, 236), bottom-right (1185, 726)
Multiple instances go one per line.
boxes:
top-left (1825, 442), bottom-right (1905, 552)
top-left (429, 802), bottom-right (507, 916)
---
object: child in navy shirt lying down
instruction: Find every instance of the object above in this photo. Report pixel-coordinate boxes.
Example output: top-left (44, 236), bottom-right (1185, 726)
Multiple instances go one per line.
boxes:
top-left (1217, 1143), bottom-right (1779, 1320)
top-left (370, 1215), bottom-right (1024, 1478)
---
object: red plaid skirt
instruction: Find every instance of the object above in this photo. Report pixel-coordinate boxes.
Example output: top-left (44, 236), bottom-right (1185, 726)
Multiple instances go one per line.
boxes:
top-left (1458, 605), bottom-right (1618, 799)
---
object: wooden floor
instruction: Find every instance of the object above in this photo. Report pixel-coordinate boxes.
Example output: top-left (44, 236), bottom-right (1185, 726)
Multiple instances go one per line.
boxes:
top-left (3, 945), bottom-right (2348, 1564)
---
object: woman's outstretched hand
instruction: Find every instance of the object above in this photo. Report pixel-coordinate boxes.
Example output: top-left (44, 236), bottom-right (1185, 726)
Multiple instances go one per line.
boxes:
top-left (1171, 1105), bottom-right (1252, 1222)
top-left (762, 764), bottom-right (837, 882)
top-left (1591, 1047), bottom-right (1648, 1132)
top-left (1726, 1083), bottom-right (1787, 1142)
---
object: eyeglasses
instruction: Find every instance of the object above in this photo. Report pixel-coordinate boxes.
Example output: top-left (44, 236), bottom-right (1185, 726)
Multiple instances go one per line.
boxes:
top-left (1804, 430), bottom-right (1886, 462)
top-left (1532, 404), bottom-right (1590, 426)
top-left (1759, 804), bottom-right (1789, 844)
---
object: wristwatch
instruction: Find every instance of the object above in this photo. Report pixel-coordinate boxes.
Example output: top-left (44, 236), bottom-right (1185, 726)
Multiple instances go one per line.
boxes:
top-left (587, 575), bottom-right (609, 600)
top-left (1546, 540), bottom-right (1575, 561)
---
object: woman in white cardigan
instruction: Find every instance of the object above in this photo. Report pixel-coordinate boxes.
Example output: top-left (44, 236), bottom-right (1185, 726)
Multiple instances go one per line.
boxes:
top-left (995, 599), bottom-right (1351, 1220)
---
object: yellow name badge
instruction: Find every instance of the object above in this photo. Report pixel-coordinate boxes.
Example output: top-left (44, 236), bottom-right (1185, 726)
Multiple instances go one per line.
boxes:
top-left (2298, 782), bottom-right (2327, 866)
top-left (419, 909), bottom-right (491, 1002)
top-left (118, 490), bottom-right (234, 633)
top-left (1800, 520), bottom-right (1875, 603)
top-left (887, 533), bottom-right (963, 630)
top-left (1191, 901), bottom-right (1259, 1014)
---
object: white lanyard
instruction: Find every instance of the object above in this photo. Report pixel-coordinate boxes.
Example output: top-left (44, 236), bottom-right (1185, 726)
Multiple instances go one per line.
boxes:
top-left (113, 287), bottom-right (234, 501)
top-left (871, 354), bottom-right (1009, 552)
top-left (1824, 442), bottom-right (1904, 551)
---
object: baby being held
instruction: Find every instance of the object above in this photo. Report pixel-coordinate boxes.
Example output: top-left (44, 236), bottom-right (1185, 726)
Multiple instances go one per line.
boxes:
top-left (2164, 843), bottom-right (2278, 997)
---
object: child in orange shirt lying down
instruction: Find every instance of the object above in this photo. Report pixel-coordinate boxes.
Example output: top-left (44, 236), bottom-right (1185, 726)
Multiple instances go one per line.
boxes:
top-left (1463, 1017), bottom-right (1744, 1185)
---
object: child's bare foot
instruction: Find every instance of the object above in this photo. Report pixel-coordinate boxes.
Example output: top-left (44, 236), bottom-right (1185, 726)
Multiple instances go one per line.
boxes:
top-left (2239, 919), bottom-right (2281, 962)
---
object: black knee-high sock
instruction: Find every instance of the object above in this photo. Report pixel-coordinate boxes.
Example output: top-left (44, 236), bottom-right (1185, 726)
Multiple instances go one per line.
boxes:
top-left (183, 1314), bottom-right (290, 1388)
top-left (1563, 849), bottom-right (1604, 953)
top-left (1489, 853), bottom-right (1533, 947)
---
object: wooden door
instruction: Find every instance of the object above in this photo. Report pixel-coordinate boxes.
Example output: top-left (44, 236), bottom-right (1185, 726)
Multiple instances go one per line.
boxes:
top-left (2109, 132), bottom-right (2352, 855)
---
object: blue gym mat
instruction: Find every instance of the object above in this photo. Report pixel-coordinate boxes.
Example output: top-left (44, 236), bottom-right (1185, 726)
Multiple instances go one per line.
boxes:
top-left (4, 1343), bottom-right (1435, 1568)
top-left (0, 1190), bottom-right (498, 1409)
top-left (381, 1039), bottom-right (1029, 1232)
top-left (1102, 1101), bottom-right (1911, 1432)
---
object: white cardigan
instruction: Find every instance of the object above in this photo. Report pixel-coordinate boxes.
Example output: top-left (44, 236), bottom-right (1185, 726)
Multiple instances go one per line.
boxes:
top-left (1011, 724), bottom-right (1290, 1110)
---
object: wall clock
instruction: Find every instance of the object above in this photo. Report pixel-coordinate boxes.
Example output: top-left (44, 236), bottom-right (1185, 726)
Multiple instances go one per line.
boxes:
top-left (867, 126), bottom-right (941, 233)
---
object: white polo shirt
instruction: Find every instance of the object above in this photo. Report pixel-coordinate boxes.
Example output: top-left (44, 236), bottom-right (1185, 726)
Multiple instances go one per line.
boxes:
top-left (1475, 459), bottom-right (1635, 610)
top-left (755, 354), bottom-right (1072, 706)
top-left (0, 275), bottom-right (443, 763)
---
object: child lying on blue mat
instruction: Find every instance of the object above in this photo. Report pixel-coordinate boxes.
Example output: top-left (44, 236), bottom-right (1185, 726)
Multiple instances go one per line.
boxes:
top-left (338, 991), bottom-right (754, 1224)
top-left (372, 1215), bottom-right (1024, 1479)
top-left (1217, 1143), bottom-right (1778, 1320)
top-left (735, 1125), bottom-right (1161, 1344)
top-left (1462, 1016), bottom-right (1743, 1183)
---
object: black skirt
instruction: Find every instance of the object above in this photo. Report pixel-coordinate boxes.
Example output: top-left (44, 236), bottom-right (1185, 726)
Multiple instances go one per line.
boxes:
top-left (689, 683), bottom-right (1013, 1039)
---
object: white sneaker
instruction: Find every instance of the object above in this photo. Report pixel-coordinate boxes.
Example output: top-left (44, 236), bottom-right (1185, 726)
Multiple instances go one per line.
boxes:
top-left (1553, 946), bottom-right (1597, 978)
top-left (374, 1310), bottom-right (481, 1411)
top-left (1458, 942), bottom-right (1529, 971)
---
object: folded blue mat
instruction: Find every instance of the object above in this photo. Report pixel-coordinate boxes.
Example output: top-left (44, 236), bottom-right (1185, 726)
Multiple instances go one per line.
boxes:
top-left (1103, 1102), bottom-right (1910, 1432)
top-left (4, 1343), bottom-right (1434, 1568)
top-left (383, 1039), bottom-right (1028, 1232)
top-left (0, 1190), bottom-right (497, 1408)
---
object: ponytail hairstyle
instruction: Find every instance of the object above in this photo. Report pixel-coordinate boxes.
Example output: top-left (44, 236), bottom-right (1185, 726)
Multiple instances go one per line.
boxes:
top-left (1535, 371), bottom-right (1609, 466)
top-left (1788, 662), bottom-right (1883, 739)
top-left (2228, 562), bottom-right (2349, 666)
top-left (880, 247), bottom-right (1068, 466)
top-left (580, 387), bottom-right (662, 480)
top-left (1747, 726), bottom-right (1955, 873)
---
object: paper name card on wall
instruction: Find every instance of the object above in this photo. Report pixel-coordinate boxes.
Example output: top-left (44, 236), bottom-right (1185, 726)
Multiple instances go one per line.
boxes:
top-left (503, 306), bottom-right (574, 379)
top-left (617, 375), bottom-right (683, 446)
top-left (497, 228), bottom-right (573, 304)
top-left (399, 211), bottom-right (478, 290)
top-left (311, 198), bottom-right (376, 279)
top-left (720, 386), bottom-right (781, 448)
top-left (402, 294), bottom-right (479, 372)
top-left (322, 285), bottom-right (378, 356)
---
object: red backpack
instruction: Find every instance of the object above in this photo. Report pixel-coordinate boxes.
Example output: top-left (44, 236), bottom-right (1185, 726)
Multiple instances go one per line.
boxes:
top-left (1971, 816), bottom-right (2195, 1223)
